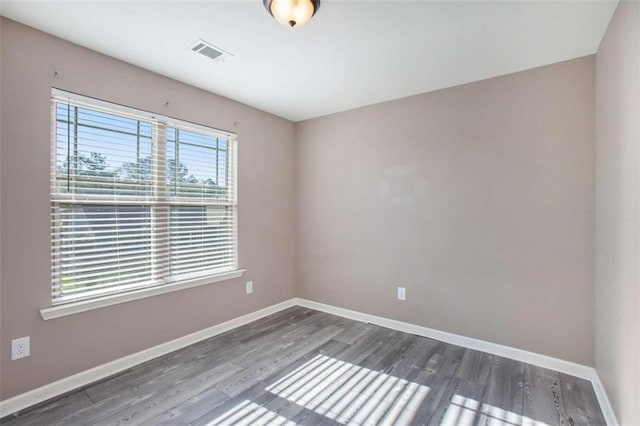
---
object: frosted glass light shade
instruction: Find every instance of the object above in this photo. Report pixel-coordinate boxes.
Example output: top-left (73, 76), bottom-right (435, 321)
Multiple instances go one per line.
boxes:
top-left (264, 0), bottom-right (320, 28)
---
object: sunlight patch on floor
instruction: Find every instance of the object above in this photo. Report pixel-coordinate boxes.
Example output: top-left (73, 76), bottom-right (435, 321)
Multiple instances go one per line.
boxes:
top-left (479, 402), bottom-right (526, 426)
top-left (521, 416), bottom-right (553, 426)
top-left (440, 393), bottom-right (481, 425)
top-left (204, 400), bottom-right (296, 426)
top-left (265, 354), bottom-right (430, 425)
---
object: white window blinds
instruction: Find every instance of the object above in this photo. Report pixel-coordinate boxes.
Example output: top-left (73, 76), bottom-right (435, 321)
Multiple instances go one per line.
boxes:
top-left (51, 89), bottom-right (237, 304)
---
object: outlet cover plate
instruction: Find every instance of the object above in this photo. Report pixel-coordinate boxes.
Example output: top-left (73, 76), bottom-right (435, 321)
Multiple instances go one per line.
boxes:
top-left (246, 281), bottom-right (253, 294)
top-left (397, 287), bottom-right (406, 301)
top-left (11, 336), bottom-right (30, 360)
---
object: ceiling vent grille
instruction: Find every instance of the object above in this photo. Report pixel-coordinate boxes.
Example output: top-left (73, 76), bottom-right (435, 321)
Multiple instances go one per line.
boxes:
top-left (191, 40), bottom-right (234, 63)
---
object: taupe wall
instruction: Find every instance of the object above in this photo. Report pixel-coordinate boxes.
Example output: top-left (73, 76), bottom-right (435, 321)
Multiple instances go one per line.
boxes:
top-left (296, 57), bottom-right (596, 365)
top-left (595, 2), bottom-right (640, 424)
top-left (0, 18), bottom-right (296, 399)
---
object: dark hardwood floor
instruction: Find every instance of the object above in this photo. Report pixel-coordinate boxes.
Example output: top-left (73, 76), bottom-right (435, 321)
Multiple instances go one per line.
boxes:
top-left (1, 307), bottom-right (606, 425)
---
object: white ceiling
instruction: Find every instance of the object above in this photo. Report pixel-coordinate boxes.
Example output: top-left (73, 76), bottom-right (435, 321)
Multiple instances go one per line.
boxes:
top-left (0, 1), bottom-right (618, 122)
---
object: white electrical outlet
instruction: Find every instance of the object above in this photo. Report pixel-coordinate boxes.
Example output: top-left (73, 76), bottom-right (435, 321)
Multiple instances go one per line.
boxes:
top-left (11, 336), bottom-right (30, 360)
top-left (246, 281), bottom-right (253, 294)
top-left (397, 287), bottom-right (406, 301)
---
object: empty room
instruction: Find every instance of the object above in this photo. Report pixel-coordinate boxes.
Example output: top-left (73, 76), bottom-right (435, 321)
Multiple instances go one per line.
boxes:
top-left (0, 0), bottom-right (638, 425)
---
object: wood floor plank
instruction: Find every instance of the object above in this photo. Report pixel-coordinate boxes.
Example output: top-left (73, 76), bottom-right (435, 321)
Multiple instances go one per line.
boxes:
top-left (231, 326), bottom-right (317, 369)
top-left (434, 379), bottom-right (487, 426)
top-left (523, 364), bottom-right (568, 426)
top-left (356, 331), bottom-right (415, 372)
top-left (328, 325), bottom-right (396, 365)
top-left (419, 343), bottom-right (467, 381)
top-left (456, 349), bottom-right (494, 385)
top-left (360, 337), bottom-right (441, 424)
top-left (257, 392), bottom-right (310, 425)
top-left (0, 391), bottom-right (93, 426)
top-left (476, 356), bottom-right (525, 426)
top-left (93, 362), bottom-right (243, 426)
top-left (51, 361), bottom-right (242, 426)
top-left (409, 345), bottom-right (470, 424)
top-left (241, 307), bottom-right (316, 336)
top-left (289, 407), bottom-right (337, 425)
top-left (417, 347), bottom-right (492, 425)
top-left (214, 324), bottom-right (345, 397)
top-left (229, 309), bottom-right (352, 371)
top-left (560, 373), bottom-right (606, 425)
top-left (333, 321), bottom-right (378, 345)
top-left (81, 346), bottom-right (241, 412)
top-left (191, 379), bottom-right (279, 426)
top-left (408, 373), bottom-right (456, 425)
top-left (373, 333), bottom-right (418, 371)
top-left (384, 335), bottom-right (440, 381)
top-left (232, 318), bottom-right (330, 368)
top-left (140, 386), bottom-right (228, 426)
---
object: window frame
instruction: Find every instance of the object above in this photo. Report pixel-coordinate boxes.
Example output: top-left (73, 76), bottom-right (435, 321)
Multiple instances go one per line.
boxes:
top-left (46, 88), bottom-right (241, 315)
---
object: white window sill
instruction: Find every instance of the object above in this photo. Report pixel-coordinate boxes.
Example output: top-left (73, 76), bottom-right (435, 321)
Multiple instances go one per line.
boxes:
top-left (40, 269), bottom-right (246, 320)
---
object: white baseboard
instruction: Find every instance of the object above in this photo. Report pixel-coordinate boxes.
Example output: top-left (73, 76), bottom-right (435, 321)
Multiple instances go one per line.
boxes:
top-left (294, 297), bottom-right (620, 426)
top-left (0, 298), bottom-right (297, 418)
top-left (590, 371), bottom-right (620, 426)
top-left (1, 297), bottom-right (620, 426)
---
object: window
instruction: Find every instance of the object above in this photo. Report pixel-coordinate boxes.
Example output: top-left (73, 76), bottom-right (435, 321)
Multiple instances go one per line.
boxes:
top-left (51, 89), bottom-right (237, 305)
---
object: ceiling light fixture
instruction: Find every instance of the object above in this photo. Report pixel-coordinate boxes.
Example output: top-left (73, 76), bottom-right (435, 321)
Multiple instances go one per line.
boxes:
top-left (263, 0), bottom-right (320, 28)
